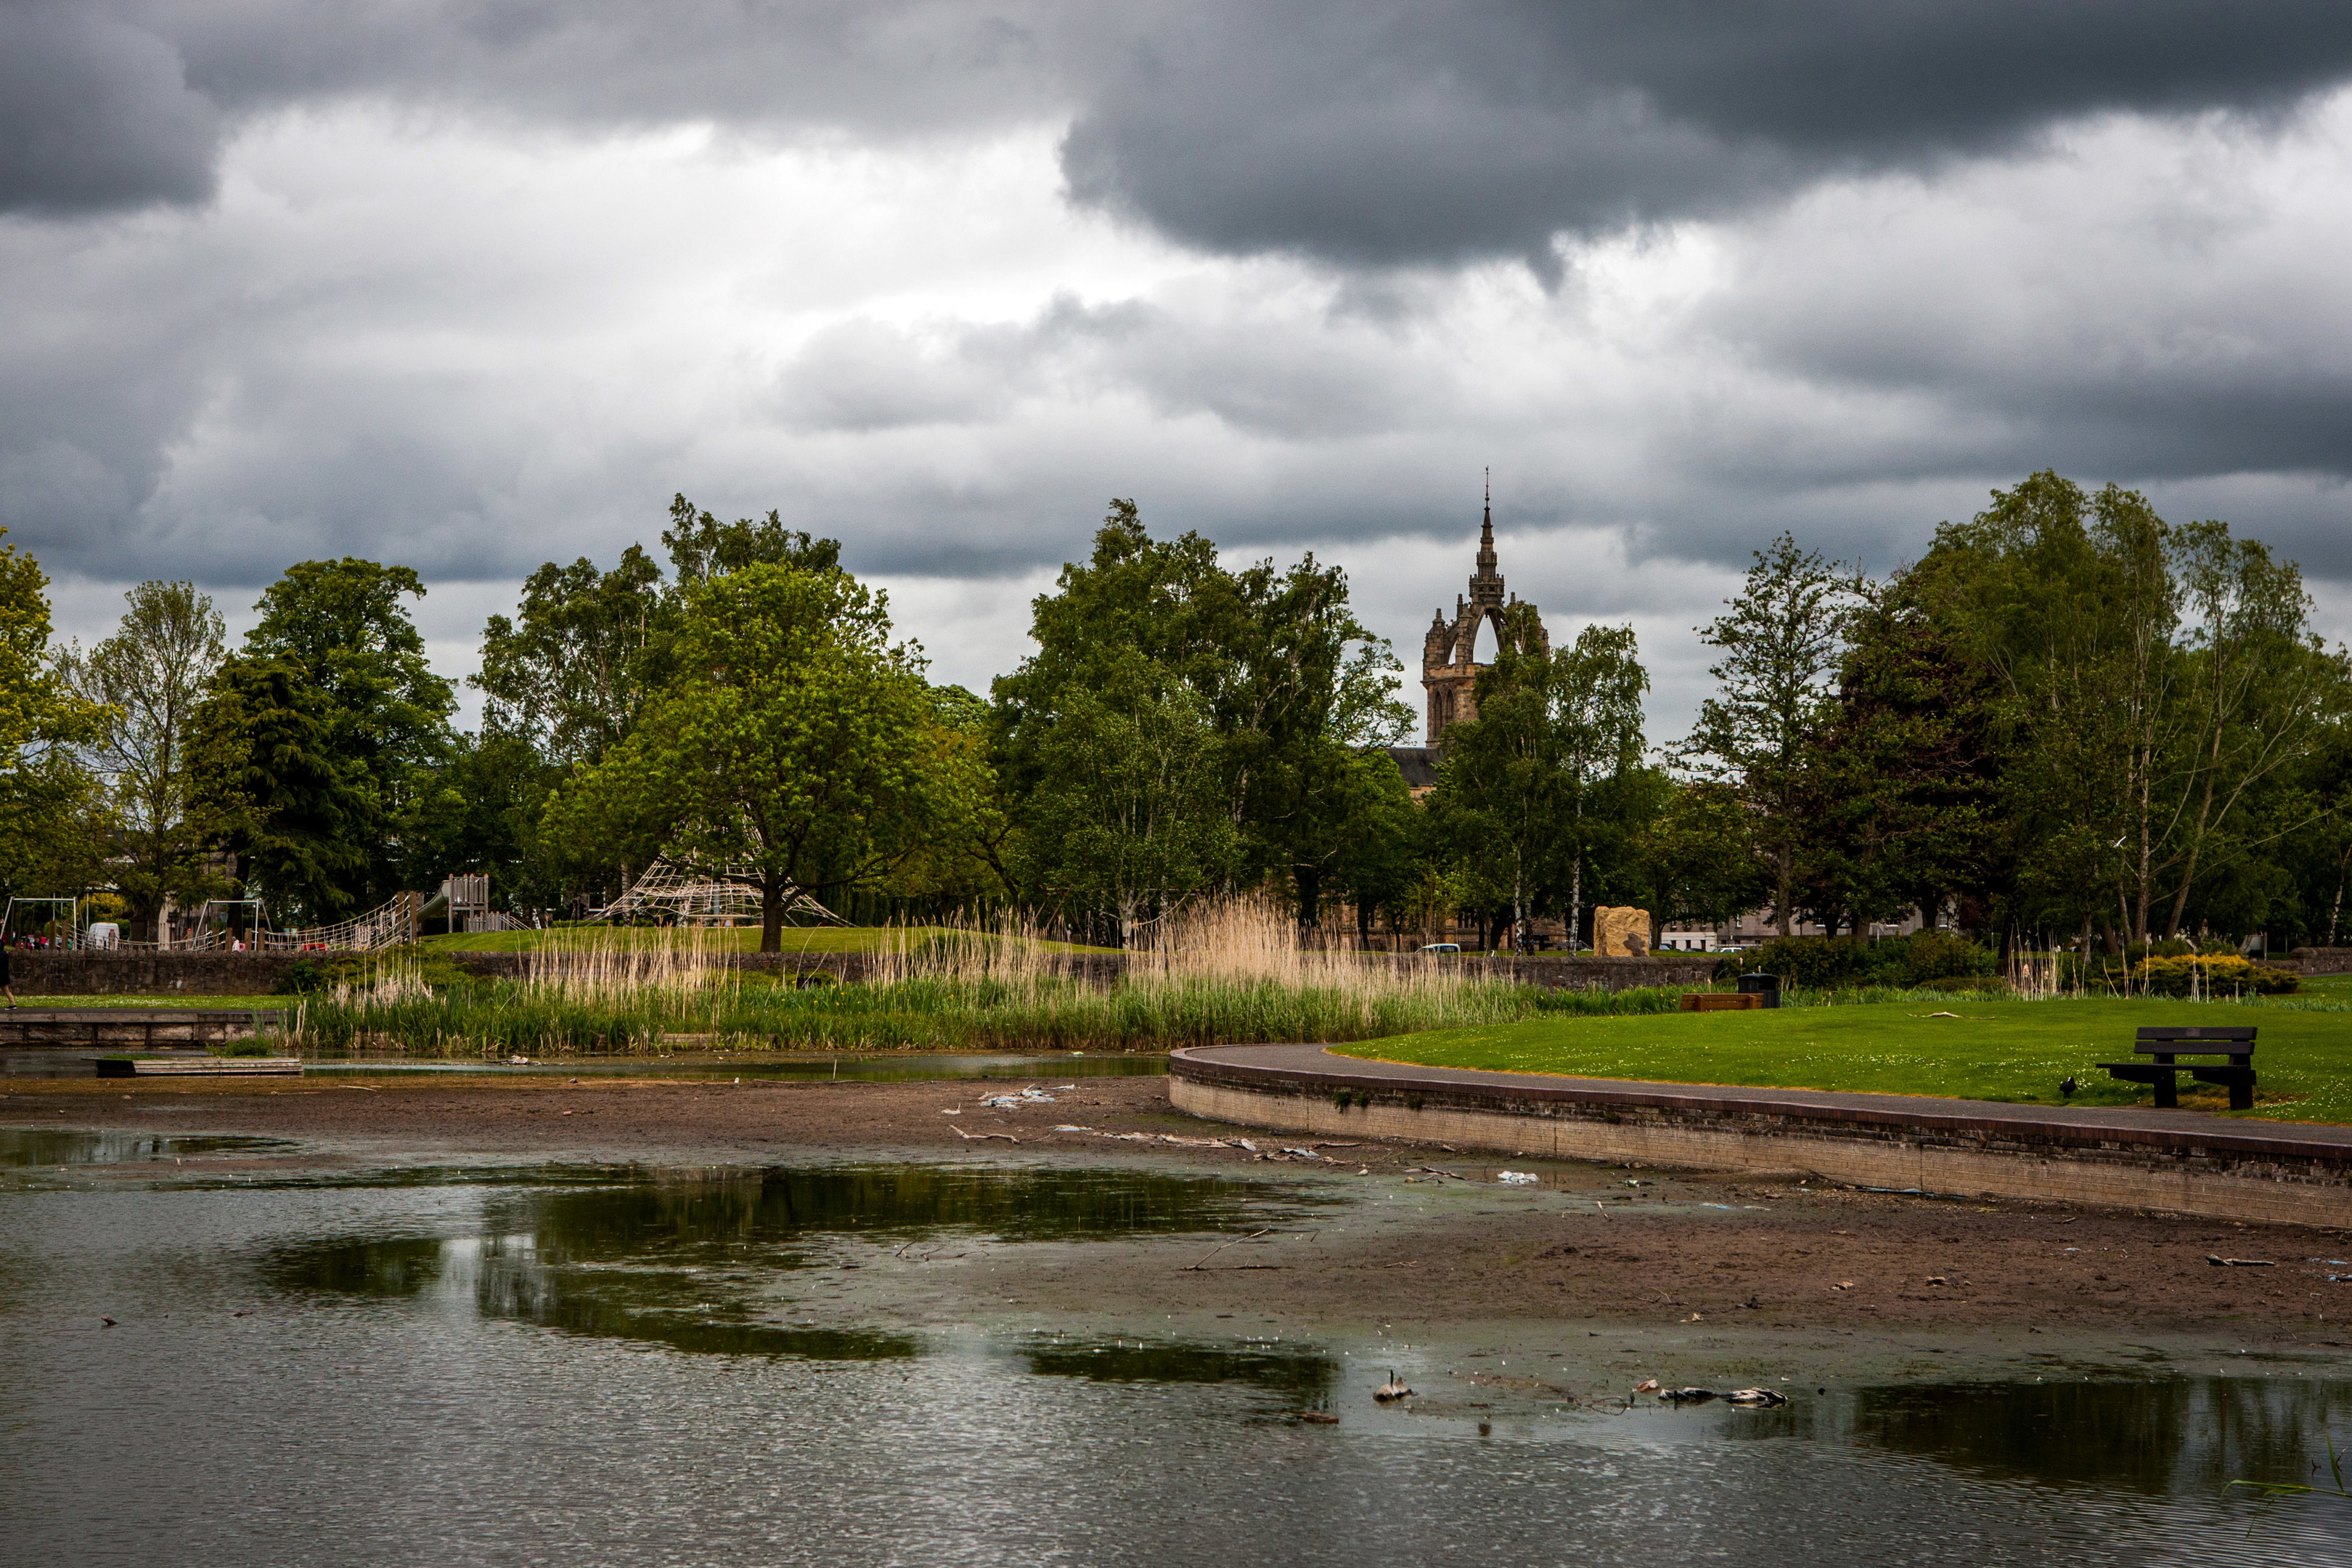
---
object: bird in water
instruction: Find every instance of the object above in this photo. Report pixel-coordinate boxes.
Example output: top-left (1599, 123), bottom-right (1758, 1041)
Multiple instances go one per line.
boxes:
top-left (2059, 1076), bottom-right (2079, 1098)
top-left (1374, 1371), bottom-right (1414, 1402)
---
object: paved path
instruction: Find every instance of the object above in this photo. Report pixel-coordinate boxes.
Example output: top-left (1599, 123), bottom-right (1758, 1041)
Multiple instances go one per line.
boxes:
top-left (1175, 1042), bottom-right (2352, 1162)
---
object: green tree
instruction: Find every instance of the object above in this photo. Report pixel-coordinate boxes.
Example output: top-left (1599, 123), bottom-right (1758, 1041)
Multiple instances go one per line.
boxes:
top-left (1800, 555), bottom-right (2004, 936)
top-left (2158, 520), bottom-right (2340, 938)
top-left (993, 499), bottom-right (1408, 939)
top-left (0, 531), bottom-right (111, 907)
top-left (1011, 663), bottom-right (1241, 944)
top-left (57, 581), bottom-right (227, 937)
top-left (1680, 534), bottom-right (1858, 938)
top-left (659, 492), bottom-right (840, 584)
top-left (186, 658), bottom-right (372, 923)
top-left (1438, 608), bottom-right (1647, 948)
top-left (1625, 777), bottom-right (1768, 944)
top-left (475, 546), bottom-right (662, 767)
top-left (1212, 550), bottom-right (1413, 923)
top-left (396, 731), bottom-right (564, 911)
top-left (232, 558), bottom-right (457, 908)
top-left (550, 562), bottom-right (981, 950)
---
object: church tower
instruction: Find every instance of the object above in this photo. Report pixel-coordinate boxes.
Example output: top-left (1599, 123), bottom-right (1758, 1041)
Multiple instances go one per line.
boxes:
top-left (1419, 476), bottom-right (1544, 746)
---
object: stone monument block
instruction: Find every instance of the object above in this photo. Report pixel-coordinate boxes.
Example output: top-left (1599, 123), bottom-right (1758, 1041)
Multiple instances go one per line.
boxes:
top-left (1593, 906), bottom-right (1651, 958)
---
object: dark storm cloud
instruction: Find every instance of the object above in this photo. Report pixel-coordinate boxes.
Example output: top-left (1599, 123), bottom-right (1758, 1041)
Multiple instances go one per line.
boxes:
top-left (0, 0), bottom-right (1105, 216)
top-left (0, 2), bottom-right (219, 212)
top-left (1061, 1), bottom-right (2352, 269)
top-left (20, 0), bottom-right (2352, 254)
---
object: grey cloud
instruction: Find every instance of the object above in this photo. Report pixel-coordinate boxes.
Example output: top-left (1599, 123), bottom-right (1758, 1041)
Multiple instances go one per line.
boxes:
top-left (1061, 1), bottom-right (2352, 270)
top-left (23, 0), bottom-right (2352, 269)
top-left (156, 0), bottom-right (1087, 133)
top-left (0, 0), bottom-right (1111, 216)
top-left (0, 2), bottom-right (218, 212)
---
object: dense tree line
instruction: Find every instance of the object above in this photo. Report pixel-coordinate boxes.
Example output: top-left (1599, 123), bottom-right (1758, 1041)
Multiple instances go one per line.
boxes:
top-left (7, 473), bottom-right (2347, 956)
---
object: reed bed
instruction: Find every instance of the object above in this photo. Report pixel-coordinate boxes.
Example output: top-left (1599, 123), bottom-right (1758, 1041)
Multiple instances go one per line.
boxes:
top-left (286, 910), bottom-right (2341, 1059)
top-left (292, 900), bottom-right (1632, 1058)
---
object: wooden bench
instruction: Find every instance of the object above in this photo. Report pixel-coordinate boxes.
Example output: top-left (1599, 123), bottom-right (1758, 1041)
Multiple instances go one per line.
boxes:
top-left (1679, 993), bottom-right (1762, 1012)
top-left (2099, 1026), bottom-right (2256, 1111)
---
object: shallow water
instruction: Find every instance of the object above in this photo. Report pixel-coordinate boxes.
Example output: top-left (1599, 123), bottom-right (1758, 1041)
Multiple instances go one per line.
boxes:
top-left (3, 1153), bottom-right (2348, 1564)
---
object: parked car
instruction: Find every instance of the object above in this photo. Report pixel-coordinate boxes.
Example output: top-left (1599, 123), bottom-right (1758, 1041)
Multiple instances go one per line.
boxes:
top-left (1419, 942), bottom-right (1462, 953)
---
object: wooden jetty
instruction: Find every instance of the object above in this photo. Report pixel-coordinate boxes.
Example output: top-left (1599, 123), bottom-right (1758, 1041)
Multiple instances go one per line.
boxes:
top-left (93, 1053), bottom-right (302, 1078)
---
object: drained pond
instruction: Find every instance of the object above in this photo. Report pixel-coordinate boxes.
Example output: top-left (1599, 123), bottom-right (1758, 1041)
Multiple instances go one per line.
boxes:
top-left (2, 1132), bottom-right (2348, 1564)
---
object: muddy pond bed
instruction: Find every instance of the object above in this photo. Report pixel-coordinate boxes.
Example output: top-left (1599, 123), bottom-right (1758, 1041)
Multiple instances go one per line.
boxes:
top-left (4, 1127), bottom-right (2349, 1566)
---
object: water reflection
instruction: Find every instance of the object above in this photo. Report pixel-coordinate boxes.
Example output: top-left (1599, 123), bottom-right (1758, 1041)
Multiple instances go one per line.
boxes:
top-left (1851, 1376), bottom-right (2352, 1496)
top-left (266, 1164), bottom-right (1314, 1363)
top-left (271, 1229), bottom-right (920, 1360)
top-left (1025, 1339), bottom-right (1338, 1400)
top-left (0, 1127), bottom-right (291, 1167)
top-left (512, 1164), bottom-right (1304, 1248)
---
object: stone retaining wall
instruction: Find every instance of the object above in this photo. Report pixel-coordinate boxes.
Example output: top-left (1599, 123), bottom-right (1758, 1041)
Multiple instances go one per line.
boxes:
top-left (2291, 947), bottom-right (2352, 976)
top-left (6, 950), bottom-right (307, 995)
top-left (1169, 1049), bottom-right (2352, 1228)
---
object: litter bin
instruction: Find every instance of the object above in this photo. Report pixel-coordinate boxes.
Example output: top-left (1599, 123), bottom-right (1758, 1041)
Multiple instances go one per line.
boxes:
top-left (1736, 972), bottom-right (1780, 1008)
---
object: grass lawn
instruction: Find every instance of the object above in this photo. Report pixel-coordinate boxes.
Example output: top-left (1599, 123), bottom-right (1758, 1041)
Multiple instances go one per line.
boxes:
top-left (1336, 994), bottom-right (2352, 1125)
top-left (416, 926), bottom-right (1115, 955)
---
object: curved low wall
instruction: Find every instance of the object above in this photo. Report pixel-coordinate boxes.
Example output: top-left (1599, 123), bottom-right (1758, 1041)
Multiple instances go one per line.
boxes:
top-left (1169, 1045), bottom-right (2352, 1228)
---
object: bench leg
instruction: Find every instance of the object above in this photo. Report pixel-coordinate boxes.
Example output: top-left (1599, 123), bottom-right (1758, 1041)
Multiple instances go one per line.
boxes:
top-left (2230, 1081), bottom-right (2254, 1112)
top-left (2152, 1071), bottom-right (2177, 1109)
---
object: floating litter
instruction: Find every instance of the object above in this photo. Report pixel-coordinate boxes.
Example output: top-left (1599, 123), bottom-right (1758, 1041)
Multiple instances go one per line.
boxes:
top-left (1497, 1171), bottom-right (1538, 1185)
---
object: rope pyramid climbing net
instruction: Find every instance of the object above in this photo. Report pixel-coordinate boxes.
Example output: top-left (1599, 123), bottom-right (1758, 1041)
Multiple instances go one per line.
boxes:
top-left (589, 857), bottom-right (846, 927)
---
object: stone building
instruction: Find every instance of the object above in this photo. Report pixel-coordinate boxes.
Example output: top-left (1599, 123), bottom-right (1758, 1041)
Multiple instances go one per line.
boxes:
top-left (1418, 483), bottom-right (1545, 746)
top-left (1387, 486), bottom-right (1548, 801)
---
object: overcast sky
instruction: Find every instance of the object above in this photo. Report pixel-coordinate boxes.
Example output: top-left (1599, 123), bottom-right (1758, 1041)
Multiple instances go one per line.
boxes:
top-left (11, 1), bottom-right (2352, 740)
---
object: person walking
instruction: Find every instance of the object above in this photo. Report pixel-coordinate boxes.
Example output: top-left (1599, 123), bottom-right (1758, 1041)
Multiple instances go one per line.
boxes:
top-left (0, 937), bottom-right (17, 1008)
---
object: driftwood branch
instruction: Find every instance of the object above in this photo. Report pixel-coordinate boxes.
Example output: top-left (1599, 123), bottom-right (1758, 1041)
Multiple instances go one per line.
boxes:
top-left (1184, 1228), bottom-right (1273, 1271)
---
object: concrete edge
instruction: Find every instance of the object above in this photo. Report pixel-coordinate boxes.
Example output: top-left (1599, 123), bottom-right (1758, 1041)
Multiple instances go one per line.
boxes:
top-left (1168, 1047), bottom-right (2352, 1228)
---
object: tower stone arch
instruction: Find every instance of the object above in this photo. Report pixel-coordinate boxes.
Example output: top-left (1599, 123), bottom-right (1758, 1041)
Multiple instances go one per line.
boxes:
top-left (1420, 481), bottom-right (1545, 746)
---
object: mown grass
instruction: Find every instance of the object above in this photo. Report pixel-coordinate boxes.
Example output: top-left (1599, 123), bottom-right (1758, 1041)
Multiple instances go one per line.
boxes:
top-left (1336, 992), bottom-right (2352, 1124)
top-left (415, 925), bottom-right (1116, 955)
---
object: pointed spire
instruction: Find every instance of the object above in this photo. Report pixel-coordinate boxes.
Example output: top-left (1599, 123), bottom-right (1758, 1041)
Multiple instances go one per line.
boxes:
top-left (1475, 468), bottom-right (1498, 579)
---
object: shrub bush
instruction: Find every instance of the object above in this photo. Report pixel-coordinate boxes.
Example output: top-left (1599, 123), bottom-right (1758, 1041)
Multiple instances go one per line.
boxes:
top-left (1909, 973), bottom-right (2013, 996)
top-left (1720, 932), bottom-right (1995, 991)
top-left (2131, 954), bottom-right (2299, 997)
top-left (272, 958), bottom-right (331, 995)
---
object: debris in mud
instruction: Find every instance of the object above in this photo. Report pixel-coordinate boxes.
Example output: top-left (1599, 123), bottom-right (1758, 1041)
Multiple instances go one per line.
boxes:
top-left (1633, 1379), bottom-right (1659, 1394)
top-left (978, 1087), bottom-right (1059, 1108)
top-left (2208, 1256), bottom-right (2276, 1267)
top-left (1297, 1411), bottom-right (1339, 1424)
top-left (1280, 1148), bottom-right (1320, 1159)
top-left (1497, 1172), bottom-right (1538, 1185)
top-left (1649, 1386), bottom-right (1787, 1408)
